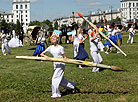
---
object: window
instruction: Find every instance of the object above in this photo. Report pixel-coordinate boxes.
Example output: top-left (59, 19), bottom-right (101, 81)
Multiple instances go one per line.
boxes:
top-left (16, 11), bottom-right (18, 13)
top-left (17, 15), bottom-right (18, 18)
top-left (20, 5), bottom-right (23, 9)
top-left (7, 15), bottom-right (9, 18)
top-left (26, 15), bottom-right (27, 17)
top-left (26, 19), bottom-right (28, 21)
top-left (129, 3), bottom-right (131, 7)
top-left (137, 3), bottom-right (138, 7)
top-left (16, 5), bottom-right (18, 9)
top-left (25, 5), bottom-right (27, 9)
top-left (26, 11), bottom-right (27, 13)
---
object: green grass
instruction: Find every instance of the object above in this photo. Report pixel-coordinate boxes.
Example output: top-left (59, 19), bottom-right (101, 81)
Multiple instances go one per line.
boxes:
top-left (0, 34), bottom-right (138, 102)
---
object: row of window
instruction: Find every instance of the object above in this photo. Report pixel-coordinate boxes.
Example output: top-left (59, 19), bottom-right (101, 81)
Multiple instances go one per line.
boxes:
top-left (16, 4), bottom-right (28, 9)
top-left (16, 10), bottom-right (28, 14)
top-left (16, 15), bottom-right (28, 18)
top-left (122, 2), bottom-right (138, 8)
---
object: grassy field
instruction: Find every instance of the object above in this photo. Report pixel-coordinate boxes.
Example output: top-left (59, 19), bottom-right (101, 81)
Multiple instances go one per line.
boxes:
top-left (0, 33), bottom-right (138, 102)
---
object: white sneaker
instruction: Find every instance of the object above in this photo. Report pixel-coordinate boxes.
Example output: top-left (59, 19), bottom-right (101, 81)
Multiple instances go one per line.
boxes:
top-left (105, 52), bottom-right (109, 54)
top-left (117, 51), bottom-right (120, 53)
top-left (51, 93), bottom-right (61, 98)
top-left (79, 65), bottom-right (82, 69)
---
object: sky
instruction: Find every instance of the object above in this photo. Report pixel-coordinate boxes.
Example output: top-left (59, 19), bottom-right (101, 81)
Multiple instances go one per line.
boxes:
top-left (0, 0), bottom-right (121, 21)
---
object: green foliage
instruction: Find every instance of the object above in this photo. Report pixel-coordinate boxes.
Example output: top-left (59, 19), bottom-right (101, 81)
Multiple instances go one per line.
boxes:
top-left (93, 19), bottom-right (97, 24)
top-left (29, 20), bottom-right (41, 26)
top-left (0, 34), bottom-right (138, 102)
top-left (0, 19), bottom-right (8, 32)
top-left (54, 20), bottom-right (59, 29)
top-left (82, 20), bottom-right (87, 26)
top-left (61, 24), bottom-right (67, 29)
top-left (15, 19), bottom-right (21, 36)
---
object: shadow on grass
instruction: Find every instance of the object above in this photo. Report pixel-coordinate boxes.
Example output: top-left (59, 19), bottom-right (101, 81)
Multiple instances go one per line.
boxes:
top-left (28, 48), bottom-right (36, 50)
top-left (61, 89), bottom-right (129, 96)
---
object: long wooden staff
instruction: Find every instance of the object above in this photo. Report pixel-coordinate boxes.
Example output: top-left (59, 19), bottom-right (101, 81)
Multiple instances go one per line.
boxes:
top-left (76, 12), bottom-right (127, 56)
top-left (16, 56), bottom-right (125, 71)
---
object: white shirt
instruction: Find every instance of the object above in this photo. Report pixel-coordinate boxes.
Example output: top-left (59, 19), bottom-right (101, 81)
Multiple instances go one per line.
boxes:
top-left (78, 34), bottom-right (84, 43)
top-left (111, 29), bottom-right (118, 36)
top-left (72, 30), bottom-right (80, 46)
top-left (46, 45), bottom-right (65, 68)
top-left (129, 28), bottom-right (135, 35)
top-left (89, 34), bottom-right (98, 52)
top-left (38, 36), bottom-right (46, 43)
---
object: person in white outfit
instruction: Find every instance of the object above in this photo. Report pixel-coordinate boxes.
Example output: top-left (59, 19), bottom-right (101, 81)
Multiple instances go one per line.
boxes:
top-left (8, 30), bottom-right (23, 47)
top-left (40, 34), bottom-right (79, 98)
top-left (72, 28), bottom-right (80, 58)
top-left (127, 25), bottom-right (135, 44)
top-left (88, 28), bottom-right (103, 72)
top-left (0, 30), bottom-right (11, 56)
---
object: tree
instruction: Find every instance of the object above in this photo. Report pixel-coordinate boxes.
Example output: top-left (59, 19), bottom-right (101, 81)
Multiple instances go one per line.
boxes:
top-left (0, 19), bottom-right (8, 32)
top-left (93, 20), bottom-right (97, 24)
top-left (61, 24), bottom-right (66, 29)
top-left (29, 20), bottom-right (41, 26)
top-left (42, 19), bottom-right (53, 31)
top-left (82, 20), bottom-right (87, 26)
top-left (15, 19), bottom-right (21, 35)
top-left (54, 20), bottom-right (59, 29)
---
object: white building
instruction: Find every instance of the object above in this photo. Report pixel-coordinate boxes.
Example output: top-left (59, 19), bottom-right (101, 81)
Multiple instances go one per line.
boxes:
top-left (121, 0), bottom-right (138, 23)
top-left (0, 0), bottom-right (30, 33)
top-left (53, 10), bottom-right (121, 27)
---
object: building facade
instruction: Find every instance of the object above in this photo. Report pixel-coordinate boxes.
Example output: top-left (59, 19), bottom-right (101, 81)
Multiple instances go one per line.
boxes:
top-left (121, 0), bottom-right (138, 23)
top-left (53, 10), bottom-right (121, 27)
top-left (0, 0), bottom-right (30, 33)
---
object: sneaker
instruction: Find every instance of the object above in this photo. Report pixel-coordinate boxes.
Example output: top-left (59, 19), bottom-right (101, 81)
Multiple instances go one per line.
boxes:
top-left (117, 51), bottom-right (120, 53)
top-left (71, 87), bottom-right (80, 94)
top-left (105, 51), bottom-right (109, 54)
top-left (79, 65), bottom-right (82, 69)
top-left (51, 93), bottom-right (61, 98)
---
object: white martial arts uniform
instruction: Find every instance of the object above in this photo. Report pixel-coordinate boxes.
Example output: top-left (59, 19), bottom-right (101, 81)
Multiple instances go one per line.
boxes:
top-left (46, 45), bottom-right (76, 97)
top-left (1, 33), bottom-right (11, 55)
top-left (89, 32), bottom-right (103, 72)
top-left (127, 28), bottom-right (135, 44)
top-left (72, 30), bottom-right (80, 57)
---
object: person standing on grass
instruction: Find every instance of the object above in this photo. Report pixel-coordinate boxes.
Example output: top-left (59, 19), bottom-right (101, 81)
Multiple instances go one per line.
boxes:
top-left (40, 34), bottom-right (79, 98)
top-left (74, 27), bottom-right (89, 68)
top-left (127, 25), bottom-right (135, 44)
top-left (33, 31), bottom-right (46, 57)
top-left (0, 29), bottom-right (11, 56)
top-left (88, 28), bottom-right (103, 72)
top-left (72, 27), bottom-right (80, 58)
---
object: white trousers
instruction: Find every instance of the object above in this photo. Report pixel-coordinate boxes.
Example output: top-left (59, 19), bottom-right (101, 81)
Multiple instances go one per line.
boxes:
top-left (90, 51), bottom-right (103, 72)
top-left (52, 64), bottom-right (76, 96)
top-left (2, 42), bottom-right (11, 55)
top-left (127, 34), bottom-right (133, 44)
top-left (73, 44), bottom-right (79, 57)
top-left (98, 41), bottom-right (104, 51)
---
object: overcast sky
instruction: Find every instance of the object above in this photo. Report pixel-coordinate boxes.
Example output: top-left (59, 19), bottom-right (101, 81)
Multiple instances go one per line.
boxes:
top-left (0, 0), bottom-right (121, 21)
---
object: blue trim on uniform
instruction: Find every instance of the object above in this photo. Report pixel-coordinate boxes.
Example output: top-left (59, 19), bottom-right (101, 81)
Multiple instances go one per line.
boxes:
top-left (33, 43), bottom-right (45, 57)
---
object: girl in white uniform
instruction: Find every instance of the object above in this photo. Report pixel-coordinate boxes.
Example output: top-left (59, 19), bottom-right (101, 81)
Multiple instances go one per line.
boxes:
top-left (41, 34), bottom-right (78, 98)
top-left (72, 29), bottom-right (80, 57)
top-left (127, 25), bottom-right (135, 44)
top-left (0, 30), bottom-right (11, 56)
top-left (89, 28), bottom-right (103, 72)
